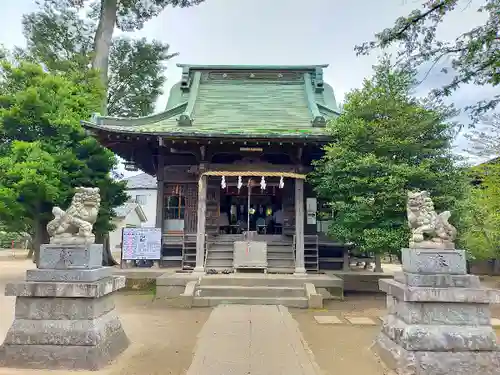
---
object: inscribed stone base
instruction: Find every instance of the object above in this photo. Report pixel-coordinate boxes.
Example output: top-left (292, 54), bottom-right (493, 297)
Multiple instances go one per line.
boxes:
top-left (373, 332), bottom-right (500, 375)
top-left (389, 300), bottom-right (491, 326)
top-left (38, 243), bottom-right (103, 270)
top-left (5, 275), bottom-right (125, 298)
top-left (401, 248), bottom-right (467, 275)
top-left (26, 266), bottom-right (112, 282)
top-left (1, 304), bottom-right (129, 370)
top-left (14, 294), bottom-right (115, 320)
top-left (1, 326), bottom-right (128, 370)
top-left (379, 278), bottom-right (500, 304)
top-left (382, 313), bottom-right (497, 351)
top-left (393, 271), bottom-right (481, 288)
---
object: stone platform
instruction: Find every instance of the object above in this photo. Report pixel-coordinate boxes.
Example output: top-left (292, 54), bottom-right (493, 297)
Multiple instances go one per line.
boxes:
top-left (0, 244), bottom-right (129, 371)
top-left (374, 247), bottom-right (500, 375)
top-left (156, 272), bottom-right (344, 308)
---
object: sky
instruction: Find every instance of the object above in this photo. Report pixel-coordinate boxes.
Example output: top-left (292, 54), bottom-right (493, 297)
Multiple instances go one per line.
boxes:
top-left (1, 0), bottom-right (498, 176)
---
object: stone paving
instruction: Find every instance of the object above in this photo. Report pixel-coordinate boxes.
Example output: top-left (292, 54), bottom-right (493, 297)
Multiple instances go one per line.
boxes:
top-left (186, 304), bottom-right (322, 375)
top-left (313, 315), bottom-right (500, 328)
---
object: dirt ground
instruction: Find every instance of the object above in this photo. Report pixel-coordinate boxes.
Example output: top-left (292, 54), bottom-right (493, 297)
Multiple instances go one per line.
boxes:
top-left (0, 257), bottom-right (499, 375)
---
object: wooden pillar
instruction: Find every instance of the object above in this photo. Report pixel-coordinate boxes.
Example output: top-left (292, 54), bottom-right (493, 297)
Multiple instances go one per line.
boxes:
top-left (194, 175), bottom-right (207, 273)
top-left (154, 152), bottom-right (165, 268)
top-left (294, 178), bottom-right (306, 275)
top-left (155, 154), bottom-right (165, 230)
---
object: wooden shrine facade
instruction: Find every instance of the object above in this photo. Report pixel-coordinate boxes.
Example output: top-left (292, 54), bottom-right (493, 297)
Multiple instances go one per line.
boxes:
top-left (150, 137), bottom-right (326, 273)
top-left (81, 64), bottom-right (343, 272)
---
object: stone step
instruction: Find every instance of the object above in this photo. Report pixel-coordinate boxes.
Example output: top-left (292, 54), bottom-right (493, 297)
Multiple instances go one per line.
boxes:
top-left (268, 259), bottom-right (295, 267)
top-left (197, 285), bottom-right (305, 298)
top-left (192, 296), bottom-right (308, 308)
top-left (207, 246), bottom-right (233, 252)
top-left (267, 246), bottom-right (294, 252)
top-left (268, 254), bottom-right (294, 259)
top-left (199, 275), bottom-right (316, 287)
top-left (267, 267), bottom-right (295, 274)
top-left (206, 253), bottom-right (234, 260)
top-left (205, 259), bottom-right (233, 268)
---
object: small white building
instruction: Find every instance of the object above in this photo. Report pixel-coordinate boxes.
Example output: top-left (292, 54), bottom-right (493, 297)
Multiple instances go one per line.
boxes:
top-left (109, 202), bottom-right (148, 251)
top-left (123, 173), bottom-right (158, 228)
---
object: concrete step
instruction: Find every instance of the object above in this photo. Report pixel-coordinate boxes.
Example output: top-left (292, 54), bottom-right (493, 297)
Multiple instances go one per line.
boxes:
top-left (199, 275), bottom-right (317, 287)
top-left (192, 296), bottom-right (308, 308)
top-left (267, 267), bottom-right (295, 274)
top-left (207, 246), bottom-right (234, 251)
top-left (197, 285), bottom-right (305, 298)
top-left (205, 259), bottom-right (233, 268)
top-left (267, 253), bottom-right (295, 260)
top-left (267, 247), bottom-right (294, 253)
top-left (268, 259), bottom-right (295, 268)
top-left (206, 253), bottom-right (233, 260)
top-left (207, 246), bottom-right (233, 251)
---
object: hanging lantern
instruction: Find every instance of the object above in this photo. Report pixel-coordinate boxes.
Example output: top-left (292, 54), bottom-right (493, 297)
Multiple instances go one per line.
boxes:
top-left (237, 176), bottom-right (243, 190)
top-left (260, 176), bottom-right (266, 190)
top-left (279, 176), bottom-right (284, 189)
top-left (221, 176), bottom-right (226, 189)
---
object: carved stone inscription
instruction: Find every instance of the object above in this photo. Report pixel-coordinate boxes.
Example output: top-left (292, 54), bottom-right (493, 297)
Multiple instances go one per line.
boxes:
top-left (402, 248), bottom-right (467, 275)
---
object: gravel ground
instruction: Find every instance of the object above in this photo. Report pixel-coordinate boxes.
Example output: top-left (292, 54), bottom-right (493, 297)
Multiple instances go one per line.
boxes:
top-left (2, 258), bottom-right (499, 375)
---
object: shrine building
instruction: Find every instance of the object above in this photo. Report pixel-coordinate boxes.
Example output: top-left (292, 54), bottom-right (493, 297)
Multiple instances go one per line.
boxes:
top-left (82, 64), bottom-right (348, 276)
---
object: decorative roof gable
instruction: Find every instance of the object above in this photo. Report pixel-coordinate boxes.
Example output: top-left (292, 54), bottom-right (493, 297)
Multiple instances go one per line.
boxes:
top-left (81, 64), bottom-right (341, 139)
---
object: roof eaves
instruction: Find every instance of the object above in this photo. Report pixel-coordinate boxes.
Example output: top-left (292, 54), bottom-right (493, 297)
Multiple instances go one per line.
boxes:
top-left (317, 102), bottom-right (342, 116)
top-left (80, 102), bottom-right (188, 129)
top-left (80, 125), bottom-right (332, 141)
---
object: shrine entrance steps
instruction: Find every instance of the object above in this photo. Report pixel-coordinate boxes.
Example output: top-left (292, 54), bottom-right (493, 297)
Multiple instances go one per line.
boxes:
top-left (155, 273), bottom-right (344, 309)
top-left (204, 234), bottom-right (296, 273)
top-left (194, 274), bottom-right (308, 308)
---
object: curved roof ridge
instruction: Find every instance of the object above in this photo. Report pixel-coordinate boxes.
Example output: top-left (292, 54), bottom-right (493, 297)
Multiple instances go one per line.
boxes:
top-left (176, 64), bottom-right (329, 70)
top-left (84, 102), bottom-right (187, 127)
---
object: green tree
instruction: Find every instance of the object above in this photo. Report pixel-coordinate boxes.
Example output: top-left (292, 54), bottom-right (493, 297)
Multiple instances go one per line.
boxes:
top-left (460, 162), bottom-right (500, 261)
top-left (0, 141), bottom-right (63, 262)
top-left (356, 0), bottom-right (500, 120)
top-left (310, 60), bottom-right (467, 268)
top-left (15, 3), bottom-right (178, 264)
top-left (41, 0), bottom-right (205, 110)
top-left (20, 4), bottom-right (178, 117)
top-left (0, 59), bottom-right (128, 264)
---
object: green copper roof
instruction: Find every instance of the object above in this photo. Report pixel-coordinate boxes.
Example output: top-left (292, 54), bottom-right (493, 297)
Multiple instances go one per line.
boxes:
top-left (81, 64), bottom-right (341, 139)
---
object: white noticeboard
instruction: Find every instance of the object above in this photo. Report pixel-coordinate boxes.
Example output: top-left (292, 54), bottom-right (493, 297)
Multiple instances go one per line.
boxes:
top-left (121, 227), bottom-right (162, 260)
top-left (306, 198), bottom-right (317, 225)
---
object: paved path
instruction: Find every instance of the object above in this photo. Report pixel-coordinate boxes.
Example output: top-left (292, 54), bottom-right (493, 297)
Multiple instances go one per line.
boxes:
top-left (186, 304), bottom-right (323, 375)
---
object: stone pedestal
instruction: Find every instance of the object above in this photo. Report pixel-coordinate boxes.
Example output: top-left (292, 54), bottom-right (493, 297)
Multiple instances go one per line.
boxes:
top-left (0, 244), bottom-right (129, 371)
top-left (374, 247), bottom-right (500, 375)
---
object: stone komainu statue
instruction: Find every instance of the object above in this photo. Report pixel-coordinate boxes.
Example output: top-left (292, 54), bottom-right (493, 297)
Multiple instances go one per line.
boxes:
top-left (406, 190), bottom-right (457, 249)
top-left (46, 187), bottom-right (101, 245)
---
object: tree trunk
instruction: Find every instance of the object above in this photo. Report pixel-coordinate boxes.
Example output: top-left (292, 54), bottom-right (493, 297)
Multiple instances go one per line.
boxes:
top-left (26, 240), bottom-right (34, 260)
top-left (96, 232), bottom-right (118, 266)
top-left (374, 254), bottom-right (383, 273)
top-left (92, 0), bottom-right (118, 114)
top-left (32, 218), bottom-right (49, 266)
